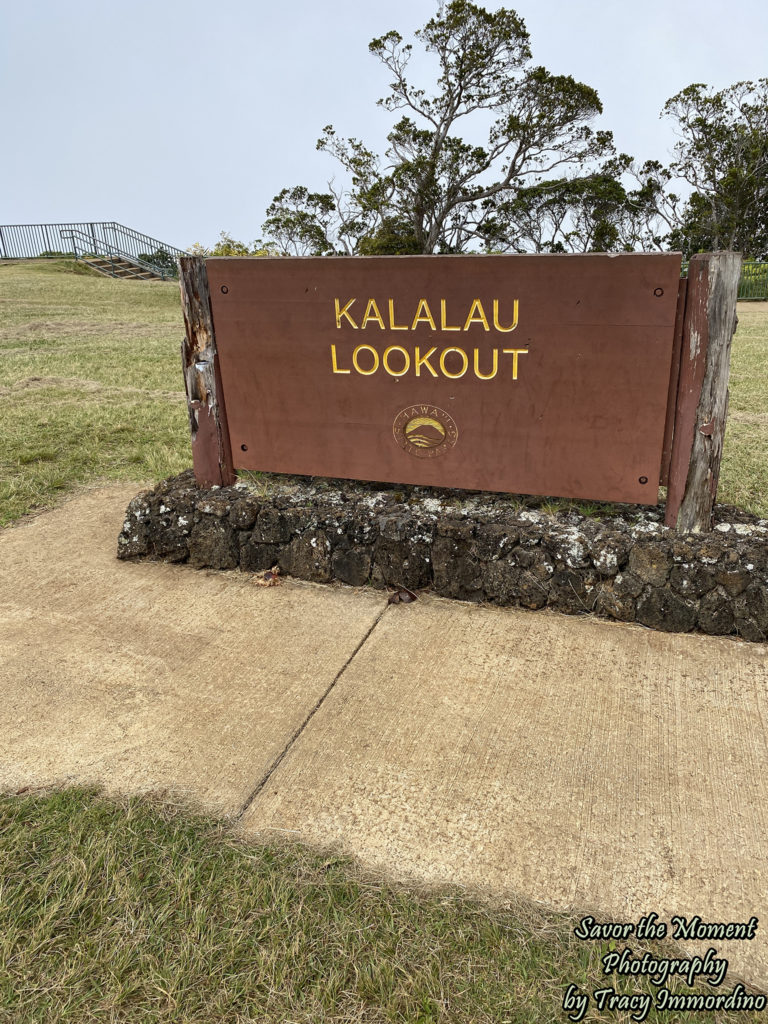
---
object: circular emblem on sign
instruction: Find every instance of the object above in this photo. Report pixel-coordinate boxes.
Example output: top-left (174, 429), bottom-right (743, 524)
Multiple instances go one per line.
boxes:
top-left (393, 405), bottom-right (458, 459)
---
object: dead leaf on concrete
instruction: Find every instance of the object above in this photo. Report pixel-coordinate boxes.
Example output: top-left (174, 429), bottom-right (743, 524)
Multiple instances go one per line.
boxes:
top-left (388, 583), bottom-right (418, 604)
top-left (254, 565), bottom-right (281, 587)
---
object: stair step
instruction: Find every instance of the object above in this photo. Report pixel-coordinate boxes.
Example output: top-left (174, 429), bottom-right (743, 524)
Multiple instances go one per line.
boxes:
top-left (81, 254), bottom-right (163, 280)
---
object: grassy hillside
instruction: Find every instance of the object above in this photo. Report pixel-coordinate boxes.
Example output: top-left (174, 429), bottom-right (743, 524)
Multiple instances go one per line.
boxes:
top-left (0, 259), bottom-right (766, 525)
top-left (0, 260), bottom-right (189, 525)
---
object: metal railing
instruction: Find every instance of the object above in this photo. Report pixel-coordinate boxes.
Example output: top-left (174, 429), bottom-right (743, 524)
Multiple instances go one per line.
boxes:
top-left (738, 261), bottom-right (768, 300)
top-left (680, 259), bottom-right (767, 300)
top-left (0, 221), bottom-right (187, 278)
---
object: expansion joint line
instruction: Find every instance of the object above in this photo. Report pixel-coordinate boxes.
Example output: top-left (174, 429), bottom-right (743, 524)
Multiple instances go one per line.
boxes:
top-left (235, 603), bottom-right (389, 821)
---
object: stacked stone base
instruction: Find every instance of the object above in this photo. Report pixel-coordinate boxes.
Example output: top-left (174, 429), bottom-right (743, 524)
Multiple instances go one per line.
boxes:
top-left (117, 472), bottom-right (768, 642)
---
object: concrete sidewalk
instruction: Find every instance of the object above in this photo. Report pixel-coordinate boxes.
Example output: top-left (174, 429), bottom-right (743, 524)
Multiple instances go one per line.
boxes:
top-left (1, 485), bottom-right (766, 988)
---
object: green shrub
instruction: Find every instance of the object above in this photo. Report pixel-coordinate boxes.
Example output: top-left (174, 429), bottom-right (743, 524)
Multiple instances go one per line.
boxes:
top-left (137, 248), bottom-right (178, 275)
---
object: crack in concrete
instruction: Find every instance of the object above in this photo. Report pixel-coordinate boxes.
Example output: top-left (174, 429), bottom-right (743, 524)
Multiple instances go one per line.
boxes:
top-left (234, 603), bottom-right (390, 821)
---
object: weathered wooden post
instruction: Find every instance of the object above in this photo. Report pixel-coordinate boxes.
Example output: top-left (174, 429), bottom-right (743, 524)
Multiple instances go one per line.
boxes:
top-left (179, 255), bottom-right (235, 487)
top-left (665, 252), bottom-right (741, 532)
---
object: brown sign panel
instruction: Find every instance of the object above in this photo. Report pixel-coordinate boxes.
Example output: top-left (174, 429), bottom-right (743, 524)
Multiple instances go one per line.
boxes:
top-left (206, 253), bottom-right (682, 505)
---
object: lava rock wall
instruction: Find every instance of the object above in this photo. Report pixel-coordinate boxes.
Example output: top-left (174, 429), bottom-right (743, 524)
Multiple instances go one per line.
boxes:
top-left (118, 472), bottom-right (768, 641)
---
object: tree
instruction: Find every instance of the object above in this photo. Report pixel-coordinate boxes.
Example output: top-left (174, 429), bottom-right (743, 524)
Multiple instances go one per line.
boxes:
top-left (263, 1), bottom-right (616, 254)
top-left (476, 157), bottom-right (638, 253)
top-left (262, 188), bottom-right (338, 255)
top-left (612, 159), bottom-right (683, 253)
top-left (663, 79), bottom-right (768, 259)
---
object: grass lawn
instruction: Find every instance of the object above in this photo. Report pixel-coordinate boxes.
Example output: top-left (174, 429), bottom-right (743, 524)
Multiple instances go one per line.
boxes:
top-left (1, 786), bottom-right (765, 1024)
top-left (1, 261), bottom-right (767, 1021)
top-left (0, 260), bottom-right (189, 526)
top-left (719, 303), bottom-right (768, 514)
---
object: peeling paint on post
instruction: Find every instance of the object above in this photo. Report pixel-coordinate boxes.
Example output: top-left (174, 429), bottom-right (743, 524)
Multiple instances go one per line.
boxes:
top-left (179, 256), bottom-right (235, 487)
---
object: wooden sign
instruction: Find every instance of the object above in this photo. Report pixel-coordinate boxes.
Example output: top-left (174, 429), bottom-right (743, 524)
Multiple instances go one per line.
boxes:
top-left (180, 252), bottom-right (741, 531)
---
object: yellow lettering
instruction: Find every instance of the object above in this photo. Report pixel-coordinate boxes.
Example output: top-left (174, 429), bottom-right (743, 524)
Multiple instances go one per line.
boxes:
top-left (473, 348), bottom-right (498, 380)
top-left (493, 299), bottom-right (518, 332)
top-left (414, 347), bottom-right (438, 377)
top-left (330, 344), bottom-right (350, 374)
top-left (440, 347), bottom-right (469, 378)
top-left (335, 340), bottom-right (521, 379)
top-left (440, 300), bottom-right (461, 331)
top-left (383, 345), bottom-right (410, 376)
top-left (334, 298), bottom-right (358, 329)
top-left (361, 299), bottom-right (385, 330)
top-left (388, 299), bottom-right (408, 330)
top-left (502, 348), bottom-right (529, 380)
top-left (411, 299), bottom-right (436, 330)
top-left (353, 345), bottom-right (379, 375)
top-left (463, 299), bottom-right (490, 331)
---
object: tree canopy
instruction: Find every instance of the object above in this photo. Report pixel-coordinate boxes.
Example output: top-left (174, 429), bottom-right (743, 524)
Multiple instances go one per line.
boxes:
top-left (231, 7), bottom-right (768, 260)
top-left (662, 79), bottom-right (768, 259)
top-left (262, 1), bottom-right (617, 255)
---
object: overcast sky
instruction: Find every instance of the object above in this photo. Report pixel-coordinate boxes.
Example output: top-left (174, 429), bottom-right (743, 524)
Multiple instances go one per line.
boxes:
top-left (2, 0), bottom-right (767, 251)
